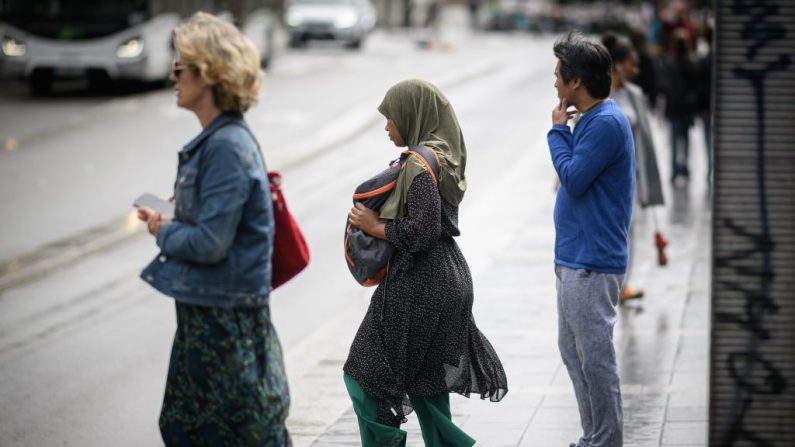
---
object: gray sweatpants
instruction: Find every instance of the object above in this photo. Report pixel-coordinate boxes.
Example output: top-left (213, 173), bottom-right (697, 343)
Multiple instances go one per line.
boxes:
top-left (555, 265), bottom-right (625, 447)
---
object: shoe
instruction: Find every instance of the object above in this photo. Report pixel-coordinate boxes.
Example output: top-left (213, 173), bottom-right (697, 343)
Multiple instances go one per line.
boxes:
top-left (655, 231), bottom-right (669, 266)
top-left (620, 285), bottom-right (644, 302)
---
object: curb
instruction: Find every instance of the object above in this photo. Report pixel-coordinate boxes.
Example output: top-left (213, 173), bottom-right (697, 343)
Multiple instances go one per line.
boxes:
top-left (0, 216), bottom-right (144, 293)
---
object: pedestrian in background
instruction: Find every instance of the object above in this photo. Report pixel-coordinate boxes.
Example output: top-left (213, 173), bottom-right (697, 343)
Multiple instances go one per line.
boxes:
top-left (629, 29), bottom-right (659, 111)
top-left (660, 0), bottom-right (698, 54)
top-left (696, 24), bottom-right (713, 182)
top-left (547, 31), bottom-right (635, 447)
top-left (661, 29), bottom-right (698, 182)
top-left (602, 32), bottom-right (665, 303)
top-left (137, 12), bottom-right (290, 446)
top-left (467, 0), bottom-right (482, 30)
top-left (344, 79), bottom-right (507, 447)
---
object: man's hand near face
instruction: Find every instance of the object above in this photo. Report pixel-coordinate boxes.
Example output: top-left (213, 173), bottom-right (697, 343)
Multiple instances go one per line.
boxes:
top-left (552, 98), bottom-right (577, 126)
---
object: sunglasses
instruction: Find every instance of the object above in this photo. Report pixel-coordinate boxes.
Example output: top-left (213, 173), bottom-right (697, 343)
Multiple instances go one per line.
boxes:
top-left (172, 61), bottom-right (189, 78)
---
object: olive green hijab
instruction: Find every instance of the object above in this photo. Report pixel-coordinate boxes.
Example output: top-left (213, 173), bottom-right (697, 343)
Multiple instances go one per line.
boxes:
top-left (378, 79), bottom-right (467, 220)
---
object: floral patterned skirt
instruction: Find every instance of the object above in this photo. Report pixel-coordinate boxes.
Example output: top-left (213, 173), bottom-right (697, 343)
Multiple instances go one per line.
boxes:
top-left (159, 301), bottom-right (291, 447)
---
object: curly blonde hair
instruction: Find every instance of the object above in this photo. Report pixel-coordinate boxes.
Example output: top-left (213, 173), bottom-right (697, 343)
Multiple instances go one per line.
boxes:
top-left (173, 12), bottom-right (261, 113)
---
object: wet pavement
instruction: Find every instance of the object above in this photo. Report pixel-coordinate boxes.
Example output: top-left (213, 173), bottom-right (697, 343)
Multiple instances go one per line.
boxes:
top-left (307, 115), bottom-right (712, 447)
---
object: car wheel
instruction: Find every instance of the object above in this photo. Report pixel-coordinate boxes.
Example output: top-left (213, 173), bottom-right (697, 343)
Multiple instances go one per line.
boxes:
top-left (28, 70), bottom-right (54, 96)
top-left (345, 38), bottom-right (362, 50)
top-left (289, 35), bottom-right (305, 49)
top-left (29, 78), bottom-right (52, 96)
top-left (87, 70), bottom-right (113, 92)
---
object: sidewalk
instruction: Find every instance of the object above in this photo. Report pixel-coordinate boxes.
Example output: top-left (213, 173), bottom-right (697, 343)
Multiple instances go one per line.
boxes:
top-left (307, 118), bottom-right (712, 446)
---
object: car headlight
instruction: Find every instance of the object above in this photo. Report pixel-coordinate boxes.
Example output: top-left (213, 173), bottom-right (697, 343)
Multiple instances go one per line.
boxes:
top-left (116, 37), bottom-right (144, 58)
top-left (286, 13), bottom-right (303, 27)
top-left (334, 13), bottom-right (358, 29)
top-left (2, 36), bottom-right (26, 57)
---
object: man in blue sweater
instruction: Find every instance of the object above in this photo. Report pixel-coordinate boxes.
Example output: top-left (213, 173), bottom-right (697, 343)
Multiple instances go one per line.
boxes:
top-left (547, 32), bottom-right (635, 447)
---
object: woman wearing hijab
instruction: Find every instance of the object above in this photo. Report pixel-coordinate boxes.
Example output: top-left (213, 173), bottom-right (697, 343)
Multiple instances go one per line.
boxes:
top-left (345, 79), bottom-right (508, 447)
top-left (601, 33), bottom-right (666, 302)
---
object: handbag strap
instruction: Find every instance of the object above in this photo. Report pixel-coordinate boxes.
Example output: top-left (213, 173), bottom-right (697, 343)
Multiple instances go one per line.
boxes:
top-left (224, 121), bottom-right (269, 174)
top-left (222, 123), bottom-right (285, 213)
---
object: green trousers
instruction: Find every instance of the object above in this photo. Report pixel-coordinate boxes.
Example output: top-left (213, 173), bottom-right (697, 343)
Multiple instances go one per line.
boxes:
top-left (343, 374), bottom-right (476, 447)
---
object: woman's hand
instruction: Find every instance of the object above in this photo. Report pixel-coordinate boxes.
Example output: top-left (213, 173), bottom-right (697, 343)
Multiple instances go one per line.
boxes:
top-left (348, 202), bottom-right (386, 240)
top-left (137, 206), bottom-right (165, 236)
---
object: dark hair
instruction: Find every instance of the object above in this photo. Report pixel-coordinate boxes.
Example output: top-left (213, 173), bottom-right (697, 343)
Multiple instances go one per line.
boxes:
top-left (629, 29), bottom-right (647, 52)
top-left (672, 29), bottom-right (692, 60)
top-left (553, 31), bottom-right (612, 99)
top-left (601, 32), bottom-right (634, 64)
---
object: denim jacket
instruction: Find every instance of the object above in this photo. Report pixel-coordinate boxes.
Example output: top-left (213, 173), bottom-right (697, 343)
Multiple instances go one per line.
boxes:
top-left (141, 112), bottom-right (274, 307)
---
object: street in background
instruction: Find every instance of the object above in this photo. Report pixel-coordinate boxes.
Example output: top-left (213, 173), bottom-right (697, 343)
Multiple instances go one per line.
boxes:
top-left (0, 0), bottom-right (276, 94)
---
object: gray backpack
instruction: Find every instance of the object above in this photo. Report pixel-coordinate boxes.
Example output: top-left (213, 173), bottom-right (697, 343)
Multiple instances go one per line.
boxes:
top-left (344, 146), bottom-right (441, 286)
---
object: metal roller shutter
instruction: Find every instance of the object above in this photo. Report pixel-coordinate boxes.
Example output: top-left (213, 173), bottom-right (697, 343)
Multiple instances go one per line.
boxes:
top-left (711, 0), bottom-right (795, 445)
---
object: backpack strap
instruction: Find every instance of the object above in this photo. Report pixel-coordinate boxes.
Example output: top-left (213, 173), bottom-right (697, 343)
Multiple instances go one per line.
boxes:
top-left (403, 145), bottom-right (442, 183)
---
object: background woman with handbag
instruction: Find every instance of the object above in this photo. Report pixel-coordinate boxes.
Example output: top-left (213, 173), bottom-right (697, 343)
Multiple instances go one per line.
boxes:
top-left (136, 12), bottom-right (290, 446)
top-left (345, 79), bottom-right (508, 446)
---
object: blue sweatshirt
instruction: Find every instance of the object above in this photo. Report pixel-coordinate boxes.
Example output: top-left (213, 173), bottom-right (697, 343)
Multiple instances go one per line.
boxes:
top-left (547, 99), bottom-right (635, 274)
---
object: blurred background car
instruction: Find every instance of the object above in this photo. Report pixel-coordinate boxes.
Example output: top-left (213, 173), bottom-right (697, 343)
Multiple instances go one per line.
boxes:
top-left (241, 8), bottom-right (278, 69)
top-left (285, 0), bottom-right (375, 49)
top-left (0, 0), bottom-right (277, 95)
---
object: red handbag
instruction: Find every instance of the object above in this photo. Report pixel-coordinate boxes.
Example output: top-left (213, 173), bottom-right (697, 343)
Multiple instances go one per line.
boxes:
top-left (268, 171), bottom-right (310, 289)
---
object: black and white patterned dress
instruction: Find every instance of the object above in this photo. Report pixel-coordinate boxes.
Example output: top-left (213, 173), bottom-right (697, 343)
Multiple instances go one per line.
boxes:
top-left (343, 171), bottom-right (508, 426)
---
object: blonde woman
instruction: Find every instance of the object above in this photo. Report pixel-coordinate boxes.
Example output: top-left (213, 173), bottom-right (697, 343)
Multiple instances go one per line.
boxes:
top-left (137, 12), bottom-right (290, 445)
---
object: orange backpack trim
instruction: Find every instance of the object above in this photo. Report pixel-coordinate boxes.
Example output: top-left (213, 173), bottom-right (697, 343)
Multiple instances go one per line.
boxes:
top-left (403, 148), bottom-right (441, 184)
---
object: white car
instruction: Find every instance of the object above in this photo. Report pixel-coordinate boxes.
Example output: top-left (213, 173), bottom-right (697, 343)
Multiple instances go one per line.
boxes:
top-left (0, 1), bottom-right (276, 95)
top-left (285, 0), bottom-right (376, 49)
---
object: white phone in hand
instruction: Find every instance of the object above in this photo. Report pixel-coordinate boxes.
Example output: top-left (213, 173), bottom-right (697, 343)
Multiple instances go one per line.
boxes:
top-left (133, 193), bottom-right (175, 221)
